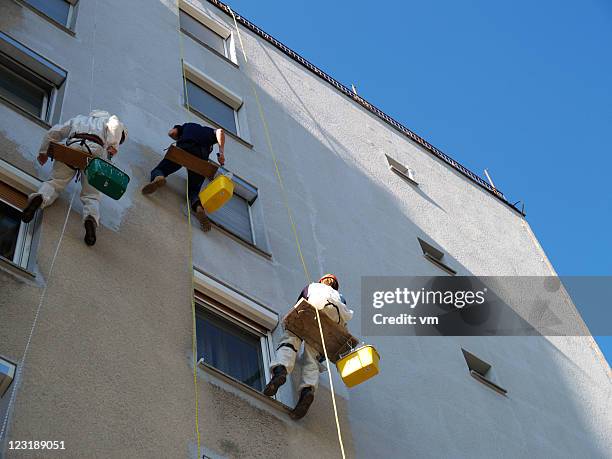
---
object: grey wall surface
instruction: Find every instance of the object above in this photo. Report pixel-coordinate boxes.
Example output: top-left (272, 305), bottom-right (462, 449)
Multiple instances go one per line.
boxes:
top-left (0, 0), bottom-right (610, 458)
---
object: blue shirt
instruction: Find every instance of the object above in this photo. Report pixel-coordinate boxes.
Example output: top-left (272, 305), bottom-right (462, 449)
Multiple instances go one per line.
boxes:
top-left (178, 123), bottom-right (217, 151)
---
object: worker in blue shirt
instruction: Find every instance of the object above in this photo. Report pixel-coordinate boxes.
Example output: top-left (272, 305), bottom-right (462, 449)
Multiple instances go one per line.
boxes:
top-left (142, 123), bottom-right (225, 231)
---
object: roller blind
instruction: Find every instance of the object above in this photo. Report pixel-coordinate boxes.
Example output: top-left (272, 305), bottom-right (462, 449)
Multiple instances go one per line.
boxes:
top-left (0, 181), bottom-right (27, 210)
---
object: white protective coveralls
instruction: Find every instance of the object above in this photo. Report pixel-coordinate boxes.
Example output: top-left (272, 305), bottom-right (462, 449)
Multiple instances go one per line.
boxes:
top-left (31, 110), bottom-right (125, 224)
top-left (271, 282), bottom-right (354, 391)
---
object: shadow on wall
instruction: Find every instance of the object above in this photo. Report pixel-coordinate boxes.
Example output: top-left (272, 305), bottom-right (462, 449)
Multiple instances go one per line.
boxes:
top-left (239, 53), bottom-right (611, 458)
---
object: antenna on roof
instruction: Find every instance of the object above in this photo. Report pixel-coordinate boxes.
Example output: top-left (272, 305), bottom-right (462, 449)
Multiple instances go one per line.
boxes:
top-left (351, 84), bottom-right (358, 95)
top-left (484, 168), bottom-right (496, 190)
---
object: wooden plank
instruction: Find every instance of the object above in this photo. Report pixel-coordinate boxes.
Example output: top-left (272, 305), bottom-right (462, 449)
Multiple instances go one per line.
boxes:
top-left (47, 142), bottom-right (91, 170)
top-left (164, 145), bottom-right (218, 179)
top-left (283, 299), bottom-right (359, 363)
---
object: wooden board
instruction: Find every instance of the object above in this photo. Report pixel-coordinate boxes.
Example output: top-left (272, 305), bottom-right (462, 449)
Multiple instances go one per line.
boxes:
top-left (283, 299), bottom-right (359, 363)
top-left (47, 142), bottom-right (92, 170)
top-left (164, 145), bottom-right (219, 179)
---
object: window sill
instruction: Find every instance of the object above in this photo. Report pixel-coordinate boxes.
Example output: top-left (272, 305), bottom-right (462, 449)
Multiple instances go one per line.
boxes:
top-left (423, 253), bottom-right (457, 276)
top-left (198, 360), bottom-right (292, 414)
top-left (13, 0), bottom-right (76, 36)
top-left (184, 105), bottom-right (254, 149)
top-left (0, 255), bottom-right (35, 280)
top-left (470, 370), bottom-right (508, 396)
top-left (208, 220), bottom-right (273, 260)
top-left (0, 95), bottom-right (51, 129)
top-left (181, 29), bottom-right (239, 69)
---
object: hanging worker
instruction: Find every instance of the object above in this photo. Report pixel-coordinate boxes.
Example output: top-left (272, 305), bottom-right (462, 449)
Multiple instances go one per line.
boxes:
top-left (264, 274), bottom-right (354, 419)
top-left (20, 110), bottom-right (128, 246)
top-left (141, 123), bottom-right (225, 231)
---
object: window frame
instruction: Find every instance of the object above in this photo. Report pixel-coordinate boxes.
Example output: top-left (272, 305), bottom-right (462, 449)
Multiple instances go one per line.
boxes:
top-left (17, 0), bottom-right (78, 33)
top-left (179, 9), bottom-right (229, 59)
top-left (0, 32), bottom-right (67, 126)
top-left (184, 77), bottom-right (239, 136)
top-left (195, 293), bottom-right (273, 389)
top-left (0, 196), bottom-right (35, 269)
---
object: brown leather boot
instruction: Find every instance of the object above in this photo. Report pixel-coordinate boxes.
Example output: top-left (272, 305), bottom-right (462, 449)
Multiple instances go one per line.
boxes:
top-left (141, 175), bottom-right (166, 195)
top-left (21, 195), bottom-right (42, 223)
top-left (263, 366), bottom-right (287, 397)
top-left (290, 387), bottom-right (315, 420)
top-left (195, 206), bottom-right (211, 232)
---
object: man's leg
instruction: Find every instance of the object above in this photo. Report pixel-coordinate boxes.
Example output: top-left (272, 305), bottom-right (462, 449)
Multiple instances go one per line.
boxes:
top-left (264, 331), bottom-right (301, 397)
top-left (141, 159), bottom-right (181, 194)
top-left (80, 172), bottom-right (102, 246)
top-left (187, 170), bottom-right (211, 232)
top-left (22, 161), bottom-right (76, 222)
top-left (290, 343), bottom-right (320, 419)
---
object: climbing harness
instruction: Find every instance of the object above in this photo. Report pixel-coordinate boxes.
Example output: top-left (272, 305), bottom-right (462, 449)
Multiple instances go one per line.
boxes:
top-left (228, 7), bottom-right (347, 457)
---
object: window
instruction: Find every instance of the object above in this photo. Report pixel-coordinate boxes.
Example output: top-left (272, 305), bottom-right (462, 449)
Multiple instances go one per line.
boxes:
top-left (196, 297), bottom-right (268, 392)
top-left (185, 79), bottom-right (237, 135)
top-left (0, 32), bottom-right (67, 124)
top-left (461, 349), bottom-right (507, 395)
top-left (417, 237), bottom-right (456, 275)
top-left (0, 356), bottom-right (16, 398)
top-left (21, 0), bottom-right (75, 28)
top-left (208, 175), bottom-right (258, 245)
top-left (180, 10), bottom-right (227, 56)
top-left (0, 181), bottom-right (36, 270)
top-left (386, 154), bottom-right (417, 185)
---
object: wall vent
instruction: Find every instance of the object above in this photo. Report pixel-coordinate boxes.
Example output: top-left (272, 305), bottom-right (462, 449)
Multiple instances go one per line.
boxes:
top-left (461, 349), bottom-right (507, 395)
top-left (417, 238), bottom-right (457, 275)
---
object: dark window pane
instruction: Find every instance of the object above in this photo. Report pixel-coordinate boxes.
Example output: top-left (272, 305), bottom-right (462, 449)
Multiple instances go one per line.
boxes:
top-left (185, 80), bottom-right (237, 134)
top-left (0, 201), bottom-right (21, 261)
top-left (180, 10), bottom-right (225, 56)
top-left (196, 308), bottom-right (265, 391)
top-left (23, 0), bottom-right (71, 26)
top-left (0, 63), bottom-right (46, 118)
top-left (208, 193), bottom-right (252, 243)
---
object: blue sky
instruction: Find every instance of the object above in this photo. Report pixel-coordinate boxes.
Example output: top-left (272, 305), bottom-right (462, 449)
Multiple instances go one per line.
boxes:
top-left (226, 0), bottom-right (612, 364)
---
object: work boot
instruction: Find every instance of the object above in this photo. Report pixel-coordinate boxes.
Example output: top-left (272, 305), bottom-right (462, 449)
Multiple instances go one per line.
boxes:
top-left (195, 206), bottom-right (211, 232)
top-left (21, 195), bottom-right (43, 223)
top-left (263, 366), bottom-right (287, 397)
top-left (84, 217), bottom-right (97, 246)
top-left (141, 175), bottom-right (166, 195)
top-left (290, 387), bottom-right (315, 420)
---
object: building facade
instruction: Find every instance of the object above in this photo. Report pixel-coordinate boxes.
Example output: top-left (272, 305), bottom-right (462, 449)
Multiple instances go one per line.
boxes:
top-left (0, 0), bottom-right (610, 458)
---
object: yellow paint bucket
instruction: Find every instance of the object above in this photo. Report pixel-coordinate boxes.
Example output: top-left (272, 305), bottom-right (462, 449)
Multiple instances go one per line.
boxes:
top-left (199, 175), bottom-right (234, 213)
top-left (336, 345), bottom-right (380, 388)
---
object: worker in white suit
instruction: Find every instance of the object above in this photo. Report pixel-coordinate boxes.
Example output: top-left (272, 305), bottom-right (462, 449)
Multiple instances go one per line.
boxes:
top-left (264, 274), bottom-right (353, 419)
top-left (21, 110), bottom-right (128, 246)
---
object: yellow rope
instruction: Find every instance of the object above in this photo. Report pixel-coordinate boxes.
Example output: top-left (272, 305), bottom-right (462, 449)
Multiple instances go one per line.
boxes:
top-left (176, 2), bottom-right (201, 457)
top-left (229, 8), bottom-right (346, 458)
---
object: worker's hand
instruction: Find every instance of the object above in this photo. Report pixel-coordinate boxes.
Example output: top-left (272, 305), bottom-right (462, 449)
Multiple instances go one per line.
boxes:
top-left (37, 153), bottom-right (48, 166)
top-left (107, 146), bottom-right (118, 157)
top-left (217, 151), bottom-right (225, 166)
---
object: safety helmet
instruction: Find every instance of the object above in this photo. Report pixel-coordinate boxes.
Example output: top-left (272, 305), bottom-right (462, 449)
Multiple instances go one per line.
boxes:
top-left (319, 273), bottom-right (339, 290)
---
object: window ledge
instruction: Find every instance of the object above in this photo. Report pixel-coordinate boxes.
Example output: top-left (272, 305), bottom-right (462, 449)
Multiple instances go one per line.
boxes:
top-left (182, 29), bottom-right (239, 69)
top-left (185, 105), bottom-right (253, 149)
top-left (470, 370), bottom-right (508, 396)
top-left (209, 220), bottom-right (272, 260)
top-left (198, 361), bottom-right (293, 415)
top-left (13, 0), bottom-right (76, 36)
top-left (0, 255), bottom-right (36, 280)
top-left (0, 95), bottom-right (51, 129)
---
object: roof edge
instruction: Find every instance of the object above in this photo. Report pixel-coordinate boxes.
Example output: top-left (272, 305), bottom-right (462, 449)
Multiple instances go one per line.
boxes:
top-left (207, 0), bottom-right (525, 216)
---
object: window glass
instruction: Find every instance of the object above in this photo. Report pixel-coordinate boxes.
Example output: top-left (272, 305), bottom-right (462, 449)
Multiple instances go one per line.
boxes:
top-left (196, 308), bottom-right (265, 391)
top-left (0, 63), bottom-right (47, 119)
top-left (208, 193), bottom-right (253, 243)
top-left (23, 0), bottom-right (71, 26)
top-left (0, 201), bottom-right (21, 262)
top-left (185, 80), bottom-right (237, 135)
top-left (179, 10), bottom-right (226, 56)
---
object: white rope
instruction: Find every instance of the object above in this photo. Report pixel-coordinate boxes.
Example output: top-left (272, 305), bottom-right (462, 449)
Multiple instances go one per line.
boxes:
top-left (0, 187), bottom-right (78, 443)
top-left (89, 0), bottom-right (98, 113)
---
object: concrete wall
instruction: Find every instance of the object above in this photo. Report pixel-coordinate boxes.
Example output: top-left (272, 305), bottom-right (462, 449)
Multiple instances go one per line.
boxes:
top-left (0, 0), bottom-right (610, 458)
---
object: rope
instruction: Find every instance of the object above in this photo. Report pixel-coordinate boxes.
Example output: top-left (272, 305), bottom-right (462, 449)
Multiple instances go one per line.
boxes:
top-left (176, 2), bottom-right (202, 457)
top-left (228, 8), bottom-right (346, 458)
top-left (89, 0), bottom-right (98, 113)
top-left (0, 187), bottom-right (78, 443)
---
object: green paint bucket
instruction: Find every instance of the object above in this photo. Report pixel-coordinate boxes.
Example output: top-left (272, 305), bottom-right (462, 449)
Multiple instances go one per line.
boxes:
top-left (85, 157), bottom-right (130, 200)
